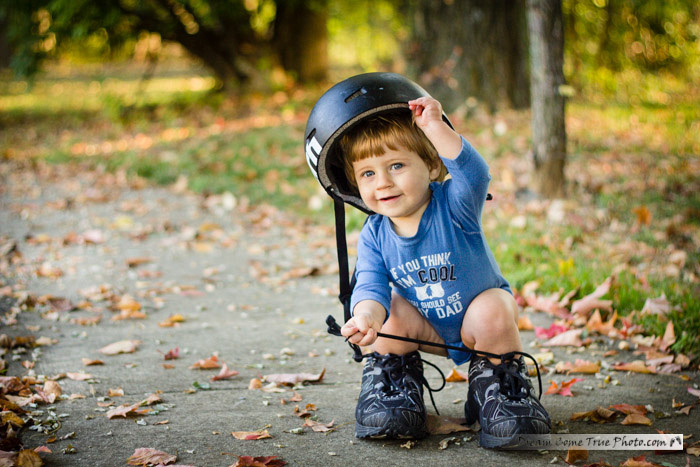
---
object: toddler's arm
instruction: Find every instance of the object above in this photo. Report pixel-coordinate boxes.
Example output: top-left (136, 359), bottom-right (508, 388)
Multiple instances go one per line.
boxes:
top-left (409, 97), bottom-right (462, 159)
top-left (341, 300), bottom-right (386, 347)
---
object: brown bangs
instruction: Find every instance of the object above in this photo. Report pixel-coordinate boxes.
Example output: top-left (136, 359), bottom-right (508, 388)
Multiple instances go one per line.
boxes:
top-left (339, 111), bottom-right (447, 188)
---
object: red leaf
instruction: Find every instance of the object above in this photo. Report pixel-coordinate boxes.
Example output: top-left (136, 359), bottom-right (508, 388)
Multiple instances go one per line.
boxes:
top-left (544, 377), bottom-right (583, 397)
top-left (211, 363), bottom-right (239, 381)
top-left (534, 322), bottom-right (569, 340)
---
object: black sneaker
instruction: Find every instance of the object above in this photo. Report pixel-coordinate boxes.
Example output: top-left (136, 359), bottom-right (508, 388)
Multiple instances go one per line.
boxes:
top-left (465, 355), bottom-right (551, 448)
top-left (355, 351), bottom-right (428, 439)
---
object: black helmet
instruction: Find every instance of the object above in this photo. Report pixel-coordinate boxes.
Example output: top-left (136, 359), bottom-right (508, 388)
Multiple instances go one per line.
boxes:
top-left (304, 72), bottom-right (452, 214)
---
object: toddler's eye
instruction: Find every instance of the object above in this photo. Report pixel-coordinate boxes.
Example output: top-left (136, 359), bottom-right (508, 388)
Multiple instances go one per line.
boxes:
top-left (360, 170), bottom-right (374, 178)
top-left (391, 163), bottom-right (404, 170)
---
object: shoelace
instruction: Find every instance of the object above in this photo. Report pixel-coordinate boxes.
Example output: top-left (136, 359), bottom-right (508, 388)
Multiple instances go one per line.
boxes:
top-left (361, 352), bottom-right (446, 415)
top-left (491, 353), bottom-right (532, 401)
top-left (326, 315), bottom-right (543, 401)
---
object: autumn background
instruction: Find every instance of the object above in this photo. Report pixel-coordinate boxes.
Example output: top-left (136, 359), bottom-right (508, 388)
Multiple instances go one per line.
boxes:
top-left (1, 2), bottom-right (698, 356)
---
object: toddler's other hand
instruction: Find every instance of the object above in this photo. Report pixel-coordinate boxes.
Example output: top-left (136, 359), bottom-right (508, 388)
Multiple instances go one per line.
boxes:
top-left (341, 313), bottom-right (381, 347)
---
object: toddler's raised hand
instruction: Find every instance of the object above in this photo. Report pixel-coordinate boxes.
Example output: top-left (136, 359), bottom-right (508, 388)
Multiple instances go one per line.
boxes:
top-left (409, 97), bottom-right (444, 130)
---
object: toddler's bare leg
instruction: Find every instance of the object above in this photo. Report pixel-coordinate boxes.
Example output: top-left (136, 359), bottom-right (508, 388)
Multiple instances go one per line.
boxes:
top-left (460, 288), bottom-right (520, 363)
top-left (372, 292), bottom-right (447, 357)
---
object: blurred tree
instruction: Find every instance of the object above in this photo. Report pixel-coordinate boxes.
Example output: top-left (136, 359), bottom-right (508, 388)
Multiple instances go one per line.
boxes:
top-left (0, 0), bottom-right (330, 88)
top-left (274, 0), bottom-right (328, 82)
top-left (405, 0), bottom-right (530, 112)
top-left (528, 0), bottom-right (567, 198)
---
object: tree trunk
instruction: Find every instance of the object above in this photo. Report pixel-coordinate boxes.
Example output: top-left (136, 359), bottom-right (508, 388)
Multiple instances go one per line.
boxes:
top-left (406, 0), bottom-right (529, 112)
top-left (0, 15), bottom-right (11, 69)
top-left (528, 0), bottom-right (567, 198)
top-left (274, 0), bottom-right (328, 83)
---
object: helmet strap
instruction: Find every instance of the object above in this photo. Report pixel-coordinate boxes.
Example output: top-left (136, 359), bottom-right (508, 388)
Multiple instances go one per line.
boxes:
top-left (333, 198), bottom-right (363, 362)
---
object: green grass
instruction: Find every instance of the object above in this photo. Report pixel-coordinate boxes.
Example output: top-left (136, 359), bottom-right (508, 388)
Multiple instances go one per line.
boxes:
top-left (1, 66), bottom-right (698, 355)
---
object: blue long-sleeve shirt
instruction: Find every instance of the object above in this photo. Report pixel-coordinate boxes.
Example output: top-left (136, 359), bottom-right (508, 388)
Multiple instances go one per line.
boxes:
top-left (350, 137), bottom-right (511, 365)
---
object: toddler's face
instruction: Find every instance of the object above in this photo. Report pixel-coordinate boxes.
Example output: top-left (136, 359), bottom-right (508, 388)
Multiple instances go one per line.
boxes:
top-left (353, 145), bottom-right (439, 235)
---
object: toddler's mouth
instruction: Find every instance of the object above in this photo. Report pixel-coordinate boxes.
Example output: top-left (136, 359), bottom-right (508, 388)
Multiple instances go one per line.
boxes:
top-left (379, 195), bottom-right (400, 202)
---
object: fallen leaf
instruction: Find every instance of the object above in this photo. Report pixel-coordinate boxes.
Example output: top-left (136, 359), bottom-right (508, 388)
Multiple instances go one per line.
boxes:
top-left (163, 347), bottom-right (179, 360)
top-left (125, 257), bottom-right (153, 268)
top-left (189, 354), bottom-right (221, 370)
top-left (620, 454), bottom-right (660, 467)
top-left (126, 447), bottom-right (177, 466)
top-left (66, 372), bottom-right (93, 381)
top-left (688, 387), bottom-right (700, 398)
top-left (248, 378), bottom-right (262, 390)
top-left (632, 205), bottom-right (652, 226)
top-left (82, 358), bottom-right (104, 366)
top-left (231, 429), bottom-right (272, 440)
top-left (535, 322), bottom-right (569, 340)
top-left (565, 447), bottom-right (588, 464)
top-left (570, 407), bottom-right (618, 423)
top-left (571, 276), bottom-right (614, 316)
top-left (609, 404), bottom-right (648, 415)
top-left (302, 419), bottom-right (335, 432)
top-left (612, 361), bottom-right (656, 374)
top-left (517, 315), bottom-right (534, 331)
top-left (555, 359), bottom-right (600, 374)
top-left (15, 449), bottom-right (43, 467)
top-left (99, 340), bottom-right (141, 355)
top-left (426, 414), bottom-right (471, 435)
top-left (640, 294), bottom-right (672, 317)
top-left (687, 440), bottom-right (700, 456)
top-left (542, 329), bottom-right (583, 347)
top-left (620, 413), bottom-right (652, 426)
top-left (231, 455), bottom-right (286, 467)
top-left (545, 377), bottom-right (584, 397)
top-left (264, 369), bottom-right (325, 386)
top-left (211, 363), bottom-right (239, 381)
top-left (658, 321), bottom-right (675, 352)
top-left (108, 388), bottom-right (124, 397)
top-left (445, 368), bottom-right (468, 382)
top-left (107, 403), bottom-right (140, 419)
top-left (585, 309), bottom-right (618, 336)
top-left (158, 314), bottom-right (185, 327)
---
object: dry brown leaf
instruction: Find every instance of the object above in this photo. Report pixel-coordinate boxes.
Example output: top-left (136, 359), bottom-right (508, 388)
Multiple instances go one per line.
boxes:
top-left (66, 372), bottom-right (93, 381)
top-left (585, 309), bottom-right (618, 336)
top-left (570, 407), bottom-right (618, 423)
top-left (517, 315), bottom-right (534, 330)
top-left (555, 359), bottom-right (601, 374)
top-left (264, 369), bottom-right (325, 386)
top-left (248, 378), bottom-right (262, 390)
top-left (99, 339), bottom-right (141, 355)
top-left (108, 388), bottom-right (124, 397)
top-left (640, 294), bottom-right (671, 317)
top-left (658, 321), bottom-right (676, 352)
top-left (189, 354), bottom-right (221, 370)
top-left (427, 414), bottom-right (470, 435)
top-left (565, 447), bottom-right (588, 464)
top-left (571, 276), bottom-right (614, 316)
top-left (82, 358), bottom-right (104, 366)
top-left (15, 449), bottom-right (43, 467)
top-left (158, 314), bottom-right (185, 327)
top-left (612, 361), bottom-right (656, 374)
top-left (302, 419), bottom-right (335, 432)
top-left (445, 368), bottom-right (468, 382)
top-left (621, 413), bottom-right (652, 426)
top-left (126, 447), bottom-right (177, 466)
top-left (542, 329), bottom-right (583, 347)
top-left (231, 429), bottom-right (272, 440)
